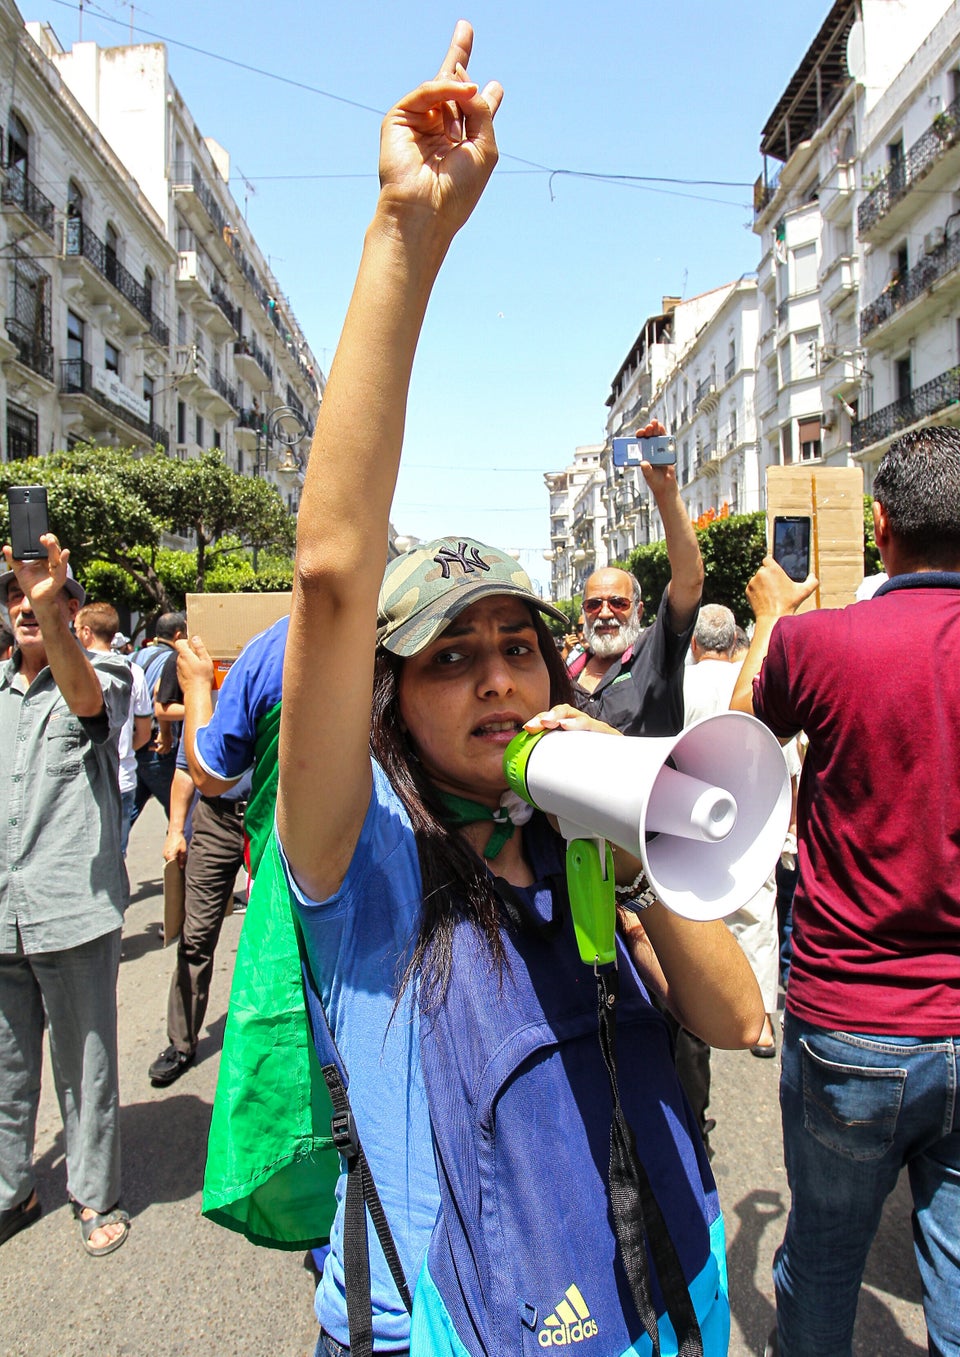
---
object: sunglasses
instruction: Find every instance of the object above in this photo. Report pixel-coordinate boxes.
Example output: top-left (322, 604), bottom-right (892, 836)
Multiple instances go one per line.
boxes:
top-left (583, 594), bottom-right (633, 615)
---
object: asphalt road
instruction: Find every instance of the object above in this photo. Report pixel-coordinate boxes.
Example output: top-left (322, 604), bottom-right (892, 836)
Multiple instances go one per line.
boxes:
top-left (0, 800), bottom-right (928, 1356)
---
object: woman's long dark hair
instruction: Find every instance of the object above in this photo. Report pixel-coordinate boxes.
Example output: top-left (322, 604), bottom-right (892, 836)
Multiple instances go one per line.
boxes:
top-left (370, 608), bottom-right (574, 1010)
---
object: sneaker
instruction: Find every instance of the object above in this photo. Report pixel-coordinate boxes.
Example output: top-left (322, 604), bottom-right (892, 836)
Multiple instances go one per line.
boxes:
top-left (148, 1044), bottom-right (195, 1086)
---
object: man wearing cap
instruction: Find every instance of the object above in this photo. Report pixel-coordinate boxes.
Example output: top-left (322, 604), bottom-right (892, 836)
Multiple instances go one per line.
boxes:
top-left (0, 538), bottom-right (132, 1256)
top-left (569, 422), bottom-right (704, 739)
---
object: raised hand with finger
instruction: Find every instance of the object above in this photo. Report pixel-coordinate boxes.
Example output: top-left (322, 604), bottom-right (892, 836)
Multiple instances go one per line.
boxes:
top-left (377, 20), bottom-right (502, 242)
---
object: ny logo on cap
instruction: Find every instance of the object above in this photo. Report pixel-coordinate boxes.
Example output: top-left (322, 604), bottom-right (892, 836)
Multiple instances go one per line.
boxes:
top-left (434, 542), bottom-right (490, 579)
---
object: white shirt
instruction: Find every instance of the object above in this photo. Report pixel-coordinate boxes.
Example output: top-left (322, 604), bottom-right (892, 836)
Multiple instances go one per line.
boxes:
top-left (118, 658), bottom-right (153, 795)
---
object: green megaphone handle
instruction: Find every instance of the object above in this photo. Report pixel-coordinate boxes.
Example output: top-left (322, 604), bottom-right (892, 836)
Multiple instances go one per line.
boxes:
top-left (566, 838), bottom-right (617, 968)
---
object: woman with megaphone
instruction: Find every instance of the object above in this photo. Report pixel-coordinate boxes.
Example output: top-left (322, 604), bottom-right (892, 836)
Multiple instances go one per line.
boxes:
top-left (276, 23), bottom-right (764, 1357)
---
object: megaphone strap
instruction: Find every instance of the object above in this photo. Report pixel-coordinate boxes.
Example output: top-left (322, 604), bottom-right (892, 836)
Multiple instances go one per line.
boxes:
top-left (595, 968), bottom-right (704, 1357)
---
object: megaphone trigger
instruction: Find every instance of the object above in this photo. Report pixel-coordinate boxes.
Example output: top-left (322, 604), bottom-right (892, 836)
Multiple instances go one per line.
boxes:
top-left (566, 838), bottom-right (617, 969)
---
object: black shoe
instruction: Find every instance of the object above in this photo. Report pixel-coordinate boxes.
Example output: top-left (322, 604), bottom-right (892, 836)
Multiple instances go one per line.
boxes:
top-left (148, 1045), bottom-right (195, 1086)
top-left (763, 1327), bottom-right (780, 1357)
top-left (0, 1191), bottom-right (41, 1247)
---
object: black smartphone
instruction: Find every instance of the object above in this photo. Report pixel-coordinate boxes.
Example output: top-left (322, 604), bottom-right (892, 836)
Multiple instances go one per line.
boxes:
top-left (7, 486), bottom-right (49, 561)
top-left (772, 515), bottom-right (811, 582)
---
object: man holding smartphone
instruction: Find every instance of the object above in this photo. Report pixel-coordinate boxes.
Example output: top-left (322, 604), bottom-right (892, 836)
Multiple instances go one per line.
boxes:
top-left (0, 536), bottom-right (132, 1257)
top-left (569, 420), bottom-right (704, 737)
top-left (733, 427), bottom-right (960, 1357)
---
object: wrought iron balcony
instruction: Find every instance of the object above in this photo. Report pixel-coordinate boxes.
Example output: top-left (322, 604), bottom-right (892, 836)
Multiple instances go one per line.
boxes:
top-left (59, 357), bottom-right (168, 448)
top-left (234, 335), bottom-right (274, 382)
top-left (210, 366), bottom-right (239, 411)
top-left (753, 167), bottom-right (781, 221)
top-left (724, 356), bottom-right (736, 383)
top-left (147, 312), bottom-right (170, 349)
top-left (1, 165), bottom-right (55, 237)
top-left (859, 94), bottom-right (960, 237)
top-left (860, 228), bottom-right (960, 339)
top-left (64, 218), bottom-right (152, 321)
top-left (5, 317), bottom-right (54, 382)
top-left (852, 365), bottom-right (960, 453)
top-left (209, 279), bottom-right (240, 333)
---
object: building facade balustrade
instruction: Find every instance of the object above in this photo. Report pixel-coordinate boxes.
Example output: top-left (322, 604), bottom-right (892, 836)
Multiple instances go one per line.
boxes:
top-left (64, 217), bottom-right (153, 322)
top-left (210, 366), bottom-right (238, 411)
top-left (59, 357), bottom-right (169, 449)
top-left (860, 228), bottom-right (960, 339)
top-left (5, 317), bottom-right (54, 382)
top-left (209, 278), bottom-right (239, 333)
top-left (1, 164), bottom-right (55, 237)
top-left (852, 365), bottom-right (960, 453)
top-left (234, 335), bottom-right (273, 382)
top-left (858, 93), bottom-right (960, 237)
top-left (724, 356), bottom-right (736, 382)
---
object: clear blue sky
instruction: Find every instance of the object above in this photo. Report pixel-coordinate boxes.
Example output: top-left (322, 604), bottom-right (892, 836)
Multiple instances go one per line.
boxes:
top-left (31, 0), bottom-right (825, 588)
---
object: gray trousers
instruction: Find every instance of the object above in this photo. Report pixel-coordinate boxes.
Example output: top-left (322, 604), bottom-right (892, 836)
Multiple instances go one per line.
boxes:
top-left (167, 797), bottom-right (244, 1055)
top-left (0, 928), bottom-right (122, 1214)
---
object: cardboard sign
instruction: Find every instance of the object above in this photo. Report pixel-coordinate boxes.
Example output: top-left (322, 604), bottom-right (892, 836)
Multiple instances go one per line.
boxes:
top-left (766, 466), bottom-right (864, 612)
top-left (186, 593), bottom-right (291, 673)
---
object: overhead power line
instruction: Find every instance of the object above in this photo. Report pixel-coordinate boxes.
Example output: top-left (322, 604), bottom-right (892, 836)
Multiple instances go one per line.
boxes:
top-left (40, 0), bottom-right (754, 207)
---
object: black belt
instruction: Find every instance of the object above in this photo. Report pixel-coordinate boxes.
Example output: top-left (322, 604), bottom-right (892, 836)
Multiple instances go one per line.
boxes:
top-left (201, 795), bottom-right (247, 817)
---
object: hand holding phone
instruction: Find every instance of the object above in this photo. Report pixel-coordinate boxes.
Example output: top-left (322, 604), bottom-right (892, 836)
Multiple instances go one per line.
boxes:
top-left (772, 515), bottom-right (812, 582)
top-left (6, 486), bottom-right (49, 561)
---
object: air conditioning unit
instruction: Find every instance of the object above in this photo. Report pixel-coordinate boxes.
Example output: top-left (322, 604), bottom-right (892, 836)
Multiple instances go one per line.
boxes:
top-left (821, 410), bottom-right (837, 431)
top-left (924, 226), bottom-right (946, 255)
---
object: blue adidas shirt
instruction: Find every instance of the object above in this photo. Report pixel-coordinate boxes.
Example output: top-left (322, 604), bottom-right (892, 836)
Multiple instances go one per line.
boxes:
top-left (281, 762), bottom-right (441, 1349)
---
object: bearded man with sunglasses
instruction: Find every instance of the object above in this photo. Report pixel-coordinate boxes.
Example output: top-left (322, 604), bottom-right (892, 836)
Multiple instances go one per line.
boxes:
top-left (569, 421), bottom-right (704, 738)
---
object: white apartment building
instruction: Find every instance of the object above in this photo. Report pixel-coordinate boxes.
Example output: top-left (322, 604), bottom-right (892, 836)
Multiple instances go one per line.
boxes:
top-left (1, 0), bottom-right (174, 461)
top-left (752, 0), bottom-right (959, 492)
top-left (853, 0), bottom-right (960, 482)
top-left (543, 444), bottom-right (605, 601)
top-left (592, 282), bottom-right (758, 566)
top-left (41, 29), bottom-right (323, 508)
top-left (752, 2), bottom-right (860, 475)
top-left (645, 278), bottom-right (761, 528)
top-left (1, 1), bottom-right (323, 513)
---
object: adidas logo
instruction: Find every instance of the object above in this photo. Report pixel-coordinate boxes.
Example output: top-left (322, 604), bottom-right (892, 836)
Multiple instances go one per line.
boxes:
top-left (537, 1285), bottom-right (599, 1347)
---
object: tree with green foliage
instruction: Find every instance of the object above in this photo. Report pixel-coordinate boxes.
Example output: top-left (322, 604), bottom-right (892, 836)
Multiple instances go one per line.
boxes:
top-left (0, 447), bottom-right (295, 624)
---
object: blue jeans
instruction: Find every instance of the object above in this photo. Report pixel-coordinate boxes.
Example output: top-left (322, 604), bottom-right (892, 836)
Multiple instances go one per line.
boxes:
top-left (119, 788), bottom-right (135, 858)
top-left (131, 748), bottom-right (177, 823)
top-left (774, 1013), bottom-right (960, 1357)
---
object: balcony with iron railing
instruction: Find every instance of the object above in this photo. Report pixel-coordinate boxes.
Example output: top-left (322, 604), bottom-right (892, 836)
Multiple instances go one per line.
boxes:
top-left (209, 278), bottom-right (240, 335)
top-left (59, 358), bottom-right (169, 449)
top-left (234, 335), bottom-right (274, 387)
top-left (859, 95), bottom-right (960, 239)
top-left (860, 228), bottom-right (960, 340)
top-left (852, 365), bottom-right (960, 454)
top-left (206, 365), bottom-right (239, 416)
top-left (64, 218), bottom-right (152, 325)
top-left (753, 166), bottom-right (782, 222)
top-left (5, 317), bottom-right (54, 383)
top-left (1, 164), bottom-right (55, 237)
top-left (724, 356), bottom-right (736, 383)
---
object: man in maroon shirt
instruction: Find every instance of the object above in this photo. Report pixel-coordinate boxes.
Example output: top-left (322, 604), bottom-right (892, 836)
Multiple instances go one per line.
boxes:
top-left (732, 425), bottom-right (960, 1357)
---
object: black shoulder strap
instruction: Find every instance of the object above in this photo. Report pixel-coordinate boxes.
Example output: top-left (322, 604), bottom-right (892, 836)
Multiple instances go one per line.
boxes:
top-left (291, 912), bottom-right (412, 1357)
top-left (596, 966), bottom-right (703, 1357)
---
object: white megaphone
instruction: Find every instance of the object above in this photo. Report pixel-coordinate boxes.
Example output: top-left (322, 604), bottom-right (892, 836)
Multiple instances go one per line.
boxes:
top-left (503, 712), bottom-right (791, 922)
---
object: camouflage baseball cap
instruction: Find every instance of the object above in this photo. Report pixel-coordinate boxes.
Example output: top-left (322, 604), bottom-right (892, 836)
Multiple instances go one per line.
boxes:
top-left (377, 536), bottom-right (569, 657)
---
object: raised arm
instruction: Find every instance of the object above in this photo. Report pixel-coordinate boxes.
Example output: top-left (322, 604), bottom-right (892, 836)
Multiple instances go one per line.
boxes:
top-left (278, 24), bottom-right (502, 901)
top-left (637, 421), bottom-right (704, 633)
top-left (3, 536), bottom-right (105, 719)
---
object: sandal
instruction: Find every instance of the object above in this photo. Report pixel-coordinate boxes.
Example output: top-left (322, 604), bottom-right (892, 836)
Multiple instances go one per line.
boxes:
top-left (0, 1190), bottom-right (41, 1247)
top-left (70, 1199), bottom-right (131, 1257)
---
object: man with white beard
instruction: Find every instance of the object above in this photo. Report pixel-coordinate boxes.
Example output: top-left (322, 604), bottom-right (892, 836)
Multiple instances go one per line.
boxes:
top-left (569, 423), bottom-right (703, 738)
